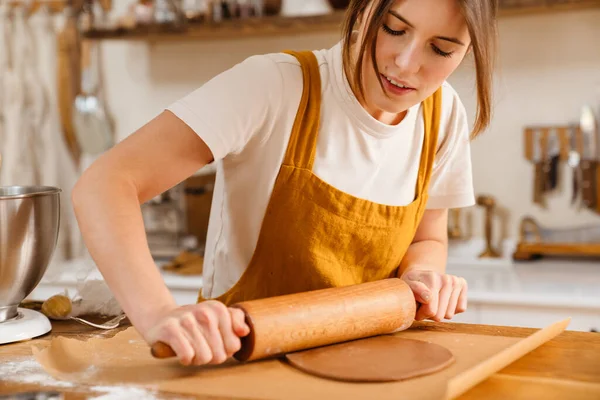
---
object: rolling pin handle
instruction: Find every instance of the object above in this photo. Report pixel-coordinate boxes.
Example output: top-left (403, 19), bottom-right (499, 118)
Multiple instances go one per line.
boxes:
top-left (151, 341), bottom-right (176, 359)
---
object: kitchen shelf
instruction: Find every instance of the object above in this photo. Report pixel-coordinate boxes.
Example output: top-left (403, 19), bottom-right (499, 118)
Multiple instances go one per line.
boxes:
top-left (81, 1), bottom-right (600, 42)
top-left (82, 11), bottom-right (347, 42)
top-left (498, 0), bottom-right (600, 17)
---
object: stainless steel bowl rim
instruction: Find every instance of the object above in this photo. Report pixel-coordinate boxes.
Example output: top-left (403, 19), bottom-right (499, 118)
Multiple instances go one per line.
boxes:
top-left (0, 186), bottom-right (62, 200)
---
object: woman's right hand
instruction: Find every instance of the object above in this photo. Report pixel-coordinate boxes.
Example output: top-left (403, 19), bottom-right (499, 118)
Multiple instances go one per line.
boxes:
top-left (142, 301), bottom-right (250, 366)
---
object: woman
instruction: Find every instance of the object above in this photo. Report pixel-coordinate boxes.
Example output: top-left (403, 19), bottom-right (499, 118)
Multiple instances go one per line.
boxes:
top-left (72, 0), bottom-right (497, 366)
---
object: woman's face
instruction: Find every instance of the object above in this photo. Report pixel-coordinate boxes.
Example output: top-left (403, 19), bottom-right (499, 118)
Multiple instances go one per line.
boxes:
top-left (355, 0), bottom-right (471, 124)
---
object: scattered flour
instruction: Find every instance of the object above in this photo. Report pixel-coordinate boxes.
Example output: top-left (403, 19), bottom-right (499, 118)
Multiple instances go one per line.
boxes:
top-left (88, 386), bottom-right (160, 400)
top-left (0, 357), bottom-right (75, 387)
top-left (2, 357), bottom-right (169, 399)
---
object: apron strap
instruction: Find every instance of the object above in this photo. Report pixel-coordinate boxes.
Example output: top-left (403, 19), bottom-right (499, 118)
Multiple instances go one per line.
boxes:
top-left (416, 87), bottom-right (443, 194)
top-left (281, 50), bottom-right (322, 170)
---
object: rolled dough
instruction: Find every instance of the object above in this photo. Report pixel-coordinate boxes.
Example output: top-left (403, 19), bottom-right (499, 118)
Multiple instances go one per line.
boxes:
top-left (285, 335), bottom-right (455, 382)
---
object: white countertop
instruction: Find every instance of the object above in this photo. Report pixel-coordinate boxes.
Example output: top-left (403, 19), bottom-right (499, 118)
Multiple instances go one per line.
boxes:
top-left (28, 238), bottom-right (600, 311)
top-left (29, 256), bottom-right (203, 305)
top-left (446, 238), bottom-right (600, 310)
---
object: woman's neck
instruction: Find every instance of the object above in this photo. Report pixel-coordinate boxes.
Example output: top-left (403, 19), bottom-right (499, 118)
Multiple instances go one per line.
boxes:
top-left (363, 105), bottom-right (408, 126)
top-left (345, 43), bottom-right (408, 126)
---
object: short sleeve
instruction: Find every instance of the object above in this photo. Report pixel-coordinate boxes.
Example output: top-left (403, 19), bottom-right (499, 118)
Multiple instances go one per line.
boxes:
top-left (426, 83), bottom-right (476, 209)
top-left (166, 54), bottom-right (283, 162)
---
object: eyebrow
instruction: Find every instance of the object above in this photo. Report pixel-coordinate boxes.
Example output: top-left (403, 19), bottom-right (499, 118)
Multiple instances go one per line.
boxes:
top-left (388, 10), bottom-right (466, 47)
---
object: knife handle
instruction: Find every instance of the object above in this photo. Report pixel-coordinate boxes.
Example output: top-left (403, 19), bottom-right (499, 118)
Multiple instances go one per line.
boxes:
top-left (580, 160), bottom-right (596, 210)
top-left (533, 162), bottom-right (546, 207)
top-left (596, 163), bottom-right (600, 214)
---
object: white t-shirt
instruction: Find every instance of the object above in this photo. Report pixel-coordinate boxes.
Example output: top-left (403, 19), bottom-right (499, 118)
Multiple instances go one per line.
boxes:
top-left (167, 41), bottom-right (475, 299)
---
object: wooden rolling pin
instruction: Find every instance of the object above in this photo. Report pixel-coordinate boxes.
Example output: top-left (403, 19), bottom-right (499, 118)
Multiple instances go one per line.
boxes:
top-left (151, 278), bottom-right (417, 362)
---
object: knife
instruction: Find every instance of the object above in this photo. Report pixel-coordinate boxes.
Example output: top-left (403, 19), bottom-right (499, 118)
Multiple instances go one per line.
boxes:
top-left (546, 129), bottom-right (560, 191)
top-left (568, 125), bottom-right (582, 206)
top-left (580, 105), bottom-right (598, 211)
top-left (532, 128), bottom-right (546, 207)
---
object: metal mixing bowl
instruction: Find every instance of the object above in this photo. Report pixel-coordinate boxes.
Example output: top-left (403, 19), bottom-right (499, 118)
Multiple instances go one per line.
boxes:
top-left (0, 186), bottom-right (61, 322)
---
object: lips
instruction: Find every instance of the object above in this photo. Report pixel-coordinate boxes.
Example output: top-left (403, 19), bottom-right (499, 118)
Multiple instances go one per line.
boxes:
top-left (381, 74), bottom-right (415, 90)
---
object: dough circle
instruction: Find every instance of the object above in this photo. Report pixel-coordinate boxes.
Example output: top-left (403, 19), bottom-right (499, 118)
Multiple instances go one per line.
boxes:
top-left (285, 335), bottom-right (454, 382)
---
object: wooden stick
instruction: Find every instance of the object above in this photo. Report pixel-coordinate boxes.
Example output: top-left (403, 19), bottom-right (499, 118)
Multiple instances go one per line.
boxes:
top-left (444, 318), bottom-right (571, 400)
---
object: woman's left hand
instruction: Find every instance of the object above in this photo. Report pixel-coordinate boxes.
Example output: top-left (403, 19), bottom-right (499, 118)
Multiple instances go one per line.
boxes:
top-left (400, 269), bottom-right (468, 322)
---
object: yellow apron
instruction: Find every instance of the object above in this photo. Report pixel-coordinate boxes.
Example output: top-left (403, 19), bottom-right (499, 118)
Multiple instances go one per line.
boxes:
top-left (199, 50), bottom-right (442, 305)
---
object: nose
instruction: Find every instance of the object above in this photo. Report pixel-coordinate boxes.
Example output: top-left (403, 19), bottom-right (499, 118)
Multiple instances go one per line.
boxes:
top-left (394, 42), bottom-right (423, 75)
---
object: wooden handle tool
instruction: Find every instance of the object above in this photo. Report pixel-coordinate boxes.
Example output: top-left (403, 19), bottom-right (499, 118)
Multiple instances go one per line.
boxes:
top-left (151, 278), bottom-right (416, 362)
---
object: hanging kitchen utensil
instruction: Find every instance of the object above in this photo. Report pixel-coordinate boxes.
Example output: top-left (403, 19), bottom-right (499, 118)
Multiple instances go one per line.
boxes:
top-left (557, 126), bottom-right (570, 162)
top-left (72, 39), bottom-right (113, 157)
top-left (533, 128), bottom-right (550, 208)
top-left (568, 125), bottom-right (582, 206)
top-left (580, 105), bottom-right (598, 212)
top-left (57, 4), bottom-right (82, 165)
top-left (585, 104), bottom-right (600, 214)
top-left (531, 128), bottom-right (543, 207)
top-left (545, 128), bottom-right (560, 192)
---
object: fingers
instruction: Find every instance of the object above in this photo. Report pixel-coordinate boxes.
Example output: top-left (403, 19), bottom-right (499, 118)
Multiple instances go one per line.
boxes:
top-left (159, 318), bottom-right (196, 366)
top-left (456, 278), bottom-right (468, 314)
top-left (195, 305), bottom-right (228, 364)
top-left (405, 279), bottom-right (432, 305)
top-left (145, 301), bottom-right (251, 367)
top-left (205, 302), bottom-right (242, 359)
top-left (414, 274), bottom-right (440, 321)
top-left (406, 271), bottom-right (468, 322)
top-left (434, 275), bottom-right (453, 322)
top-left (445, 279), bottom-right (461, 319)
top-left (180, 313), bottom-right (213, 365)
top-left (229, 307), bottom-right (251, 337)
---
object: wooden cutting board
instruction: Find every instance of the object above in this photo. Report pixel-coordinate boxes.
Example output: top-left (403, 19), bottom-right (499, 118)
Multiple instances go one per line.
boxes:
top-left (29, 323), bottom-right (566, 400)
top-left (2, 319), bottom-right (600, 399)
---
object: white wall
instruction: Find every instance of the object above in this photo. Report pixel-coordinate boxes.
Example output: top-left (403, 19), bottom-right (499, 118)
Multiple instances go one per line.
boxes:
top-left (449, 9), bottom-right (600, 240)
top-left (99, 7), bottom-right (600, 242)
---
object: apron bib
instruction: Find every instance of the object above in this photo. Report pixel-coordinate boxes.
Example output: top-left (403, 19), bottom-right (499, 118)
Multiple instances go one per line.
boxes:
top-left (199, 50), bottom-right (442, 305)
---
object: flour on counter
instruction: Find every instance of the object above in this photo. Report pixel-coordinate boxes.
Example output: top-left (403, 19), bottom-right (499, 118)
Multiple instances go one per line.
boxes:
top-left (2, 358), bottom-right (166, 399)
top-left (88, 386), bottom-right (160, 400)
top-left (0, 357), bottom-right (75, 387)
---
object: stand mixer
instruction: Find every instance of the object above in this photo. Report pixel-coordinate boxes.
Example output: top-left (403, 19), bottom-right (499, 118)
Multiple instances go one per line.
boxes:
top-left (0, 185), bottom-right (61, 345)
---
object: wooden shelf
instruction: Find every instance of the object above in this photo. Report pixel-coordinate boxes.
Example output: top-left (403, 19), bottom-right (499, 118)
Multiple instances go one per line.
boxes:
top-left (82, 1), bottom-right (600, 42)
top-left (513, 242), bottom-right (600, 261)
top-left (82, 11), bottom-right (347, 42)
top-left (498, 0), bottom-right (600, 17)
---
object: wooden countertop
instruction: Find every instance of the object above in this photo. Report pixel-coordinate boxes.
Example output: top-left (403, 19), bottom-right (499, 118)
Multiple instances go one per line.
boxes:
top-left (1, 318), bottom-right (599, 399)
